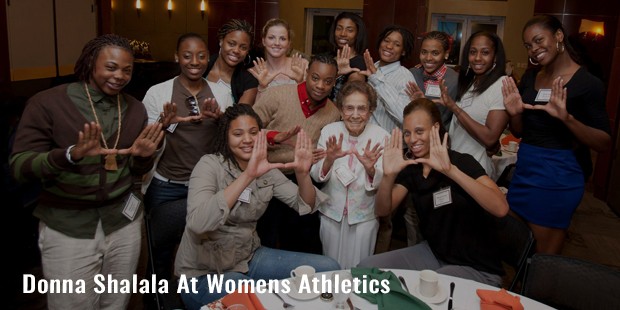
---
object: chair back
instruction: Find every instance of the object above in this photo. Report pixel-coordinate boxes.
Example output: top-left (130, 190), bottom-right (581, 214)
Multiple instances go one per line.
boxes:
top-left (496, 214), bottom-right (535, 292)
top-left (522, 254), bottom-right (620, 310)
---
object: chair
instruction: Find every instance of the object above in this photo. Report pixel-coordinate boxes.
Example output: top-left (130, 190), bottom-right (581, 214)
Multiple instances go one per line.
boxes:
top-left (522, 254), bottom-right (620, 310)
top-left (496, 214), bottom-right (535, 292)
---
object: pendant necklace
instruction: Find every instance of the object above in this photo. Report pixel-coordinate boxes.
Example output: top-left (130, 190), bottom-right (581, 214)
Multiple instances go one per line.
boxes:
top-left (84, 83), bottom-right (122, 171)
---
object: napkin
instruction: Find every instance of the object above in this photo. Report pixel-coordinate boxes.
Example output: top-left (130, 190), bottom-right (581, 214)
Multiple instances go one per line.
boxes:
top-left (221, 290), bottom-right (266, 310)
top-left (477, 288), bottom-right (524, 310)
top-left (351, 267), bottom-right (431, 310)
top-left (501, 134), bottom-right (520, 146)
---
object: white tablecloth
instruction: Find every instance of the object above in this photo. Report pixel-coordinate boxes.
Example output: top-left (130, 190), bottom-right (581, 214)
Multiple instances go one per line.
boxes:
top-left (492, 149), bottom-right (517, 181)
top-left (255, 269), bottom-right (555, 310)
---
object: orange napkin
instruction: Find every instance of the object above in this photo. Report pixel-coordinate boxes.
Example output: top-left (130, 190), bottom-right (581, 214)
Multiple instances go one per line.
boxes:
top-left (477, 288), bottom-right (524, 310)
top-left (221, 291), bottom-right (266, 310)
top-left (501, 134), bottom-right (520, 146)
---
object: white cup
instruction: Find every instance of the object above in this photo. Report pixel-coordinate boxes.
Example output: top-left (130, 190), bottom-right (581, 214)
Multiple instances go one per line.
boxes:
top-left (418, 269), bottom-right (439, 298)
top-left (290, 265), bottom-right (315, 287)
top-left (507, 141), bottom-right (518, 152)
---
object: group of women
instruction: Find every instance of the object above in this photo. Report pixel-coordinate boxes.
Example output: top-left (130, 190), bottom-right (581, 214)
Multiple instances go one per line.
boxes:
top-left (11, 9), bottom-right (610, 310)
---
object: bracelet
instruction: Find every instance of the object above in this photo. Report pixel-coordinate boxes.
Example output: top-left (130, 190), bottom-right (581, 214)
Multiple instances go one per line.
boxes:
top-left (66, 145), bottom-right (78, 165)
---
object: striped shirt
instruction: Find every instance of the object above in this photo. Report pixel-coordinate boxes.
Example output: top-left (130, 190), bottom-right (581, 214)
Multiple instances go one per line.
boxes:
top-left (368, 61), bottom-right (416, 131)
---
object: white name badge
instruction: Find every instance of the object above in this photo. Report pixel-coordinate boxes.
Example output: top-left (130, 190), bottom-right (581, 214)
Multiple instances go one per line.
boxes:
top-left (433, 187), bottom-right (452, 209)
top-left (425, 84), bottom-right (441, 98)
top-left (166, 123), bottom-right (178, 133)
top-left (122, 193), bottom-right (141, 221)
top-left (335, 166), bottom-right (356, 187)
top-left (459, 95), bottom-right (474, 109)
top-left (535, 89), bottom-right (552, 102)
top-left (238, 187), bottom-right (252, 204)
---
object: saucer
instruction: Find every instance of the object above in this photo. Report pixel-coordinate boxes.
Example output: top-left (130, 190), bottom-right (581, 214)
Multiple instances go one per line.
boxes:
top-left (287, 281), bottom-right (321, 301)
top-left (411, 284), bottom-right (448, 304)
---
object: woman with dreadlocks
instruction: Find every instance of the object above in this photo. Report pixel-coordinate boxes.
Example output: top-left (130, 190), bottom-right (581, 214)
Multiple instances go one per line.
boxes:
top-left (174, 104), bottom-right (339, 308)
top-left (10, 34), bottom-right (164, 309)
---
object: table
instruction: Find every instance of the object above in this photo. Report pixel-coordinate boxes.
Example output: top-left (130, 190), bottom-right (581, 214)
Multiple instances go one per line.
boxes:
top-left (492, 149), bottom-right (517, 181)
top-left (255, 269), bottom-right (554, 310)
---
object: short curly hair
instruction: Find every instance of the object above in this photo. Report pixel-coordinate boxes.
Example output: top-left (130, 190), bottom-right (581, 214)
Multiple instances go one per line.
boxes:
top-left (215, 104), bottom-right (263, 171)
top-left (336, 80), bottom-right (377, 112)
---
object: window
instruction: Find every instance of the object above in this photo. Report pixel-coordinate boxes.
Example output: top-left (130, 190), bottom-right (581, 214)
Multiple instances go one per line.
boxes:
top-left (304, 9), bottom-right (363, 56)
top-left (431, 14), bottom-right (505, 66)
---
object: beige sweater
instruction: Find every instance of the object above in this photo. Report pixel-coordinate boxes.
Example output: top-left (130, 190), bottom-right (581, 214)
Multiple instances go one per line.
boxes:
top-left (253, 83), bottom-right (340, 170)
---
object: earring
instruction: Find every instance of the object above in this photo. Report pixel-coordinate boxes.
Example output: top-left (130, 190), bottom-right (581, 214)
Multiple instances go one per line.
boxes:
top-left (244, 54), bottom-right (252, 66)
top-left (491, 62), bottom-right (497, 71)
top-left (529, 57), bottom-right (540, 66)
top-left (465, 66), bottom-right (470, 76)
top-left (404, 148), bottom-right (414, 160)
top-left (556, 41), bottom-right (565, 53)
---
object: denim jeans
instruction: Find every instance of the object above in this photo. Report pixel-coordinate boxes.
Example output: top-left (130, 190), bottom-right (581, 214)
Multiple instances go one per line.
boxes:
top-left (180, 246), bottom-right (341, 309)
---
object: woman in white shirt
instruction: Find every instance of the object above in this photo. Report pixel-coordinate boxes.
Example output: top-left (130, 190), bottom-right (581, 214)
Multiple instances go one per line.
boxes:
top-left (310, 81), bottom-right (389, 268)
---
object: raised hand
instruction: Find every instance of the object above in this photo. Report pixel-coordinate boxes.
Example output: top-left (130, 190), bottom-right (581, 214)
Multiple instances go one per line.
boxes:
top-left (200, 98), bottom-right (222, 119)
top-left (383, 128), bottom-right (417, 176)
top-left (117, 123), bottom-right (164, 157)
top-left (432, 79), bottom-right (458, 111)
top-left (336, 45), bottom-right (360, 76)
top-left (523, 76), bottom-right (568, 121)
top-left (325, 133), bottom-right (350, 163)
top-left (245, 130), bottom-right (286, 179)
top-left (70, 122), bottom-right (107, 161)
top-left (405, 81), bottom-right (425, 101)
top-left (290, 53), bottom-right (307, 83)
top-left (414, 126), bottom-right (452, 175)
top-left (502, 76), bottom-right (525, 116)
top-left (312, 148), bottom-right (326, 164)
top-left (359, 49), bottom-right (377, 77)
top-left (353, 139), bottom-right (384, 175)
top-left (248, 57), bottom-right (279, 89)
top-left (273, 125), bottom-right (301, 147)
top-left (284, 129), bottom-right (313, 175)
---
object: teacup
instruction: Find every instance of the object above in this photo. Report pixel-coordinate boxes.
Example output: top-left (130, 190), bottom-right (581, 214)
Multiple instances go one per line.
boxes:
top-left (290, 265), bottom-right (315, 287)
top-left (418, 269), bottom-right (439, 298)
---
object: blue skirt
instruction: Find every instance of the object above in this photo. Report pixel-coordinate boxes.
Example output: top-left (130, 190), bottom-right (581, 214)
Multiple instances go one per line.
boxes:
top-left (507, 143), bottom-right (584, 229)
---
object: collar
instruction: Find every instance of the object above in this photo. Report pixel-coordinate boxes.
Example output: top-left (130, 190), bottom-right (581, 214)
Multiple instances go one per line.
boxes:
top-left (85, 84), bottom-right (107, 103)
top-left (297, 82), bottom-right (328, 117)
top-left (375, 60), bottom-right (402, 75)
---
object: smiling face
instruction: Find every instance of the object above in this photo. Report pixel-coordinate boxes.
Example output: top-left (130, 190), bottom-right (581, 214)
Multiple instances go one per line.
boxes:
top-left (89, 46), bottom-right (133, 96)
top-left (219, 30), bottom-right (251, 68)
top-left (305, 61), bottom-right (337, 104)
top-left (379, 31), bottom-right (405, 65)
top-left (228, 115), bottom-right (260, 170)
top-left (403, 109), bottom-right (438, 159)
top-left (419, 38), bottom-right (448, 75)
top-left (340, 91), bottom-right (371, 137)
top-left (177, 37), bottom-right (208, 82)
top-left (467, 35), bottom-right (496, 76)
top-left (334, 18), bottom-right (358, 51)
top-left (523, 24), bottom-right (563, 67)
top-left (263, 25), bottom-right (290, 58)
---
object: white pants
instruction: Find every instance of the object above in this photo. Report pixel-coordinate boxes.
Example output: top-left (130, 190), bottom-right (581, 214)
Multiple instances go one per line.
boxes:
top-left (38, 219), bottom-right (142, 310)
top-left (320, 214), bottom-right (379, 269)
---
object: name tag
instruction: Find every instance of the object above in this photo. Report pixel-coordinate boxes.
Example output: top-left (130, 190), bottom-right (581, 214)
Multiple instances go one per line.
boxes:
top-left (122, 193), bottom-right (141, 221)
top-left (425, 84), bottom-right (441, 98)
top-left (167, 123), bottom-right (178, 133)
top-left (335, 166), bottom-right (356, 187)
top-left (433, 187), bottom-right (452, 209)
top-left (460, 95), bottom-right (474, 109)
top-left (535, 89), bottom-right (552, 102)
top-left (238, 187), bottom-right (252, 203)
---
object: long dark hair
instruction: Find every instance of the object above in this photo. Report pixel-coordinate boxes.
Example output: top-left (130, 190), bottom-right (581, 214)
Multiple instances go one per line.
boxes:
top-left (376, 25), bottom-right (415, 62)
top-left (456, 31), bottom-right (506, 101)
top-left (522, 15), bottom-right (581, 65)
top-left (329, 12), bottom-right (368, 56)
top-left (215, 104), bottom-right (263, 171)
top-left (74, 34), bottom-right (133, 83)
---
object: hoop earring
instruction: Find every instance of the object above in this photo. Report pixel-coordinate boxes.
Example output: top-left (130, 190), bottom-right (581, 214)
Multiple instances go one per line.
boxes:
top-left (557, 41), bottom-right (565, 53)
top-left (404, 148), bottom-right (414, 160)
top-left (465, 66), bottom-right (470, 76)
top-left (529, 57), bottom-right (540, 66)
top-left (244, 54), bottom-right (252, 66)
top-left (491, 62), bottom-right (496, 71)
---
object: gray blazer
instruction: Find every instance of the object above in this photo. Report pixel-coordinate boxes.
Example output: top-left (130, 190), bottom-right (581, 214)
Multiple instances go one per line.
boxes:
top-left (410, 66), bottom-right (459, 130)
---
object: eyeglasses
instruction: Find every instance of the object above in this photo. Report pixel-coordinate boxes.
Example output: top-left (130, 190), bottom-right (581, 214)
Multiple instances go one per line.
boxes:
top-left (185, 96), bottom-right (200, 117)
top-left (342, 105), bottom-right (370, 116)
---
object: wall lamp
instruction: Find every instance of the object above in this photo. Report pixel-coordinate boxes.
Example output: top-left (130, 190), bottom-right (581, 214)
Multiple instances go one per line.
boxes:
top-left (200, 0), bottom-right (206, 20)
top-left (135, 0), bottom-right (141, 17)
top-left (167, 0), bottom-right (173, 18)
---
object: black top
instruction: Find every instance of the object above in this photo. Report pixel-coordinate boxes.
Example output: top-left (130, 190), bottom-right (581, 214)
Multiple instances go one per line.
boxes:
top-left (204, 54), bottom-right (258, 104)
top-left (519, 67), bottom-right (610, 178)
top-left (329, 54), bottom-right (368, 101)
top-left (395, 150), bottom-right (505, 276)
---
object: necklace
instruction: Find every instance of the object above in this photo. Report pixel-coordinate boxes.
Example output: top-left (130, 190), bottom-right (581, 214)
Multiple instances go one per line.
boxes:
top-left (84, 83), bottom-right (122, 171)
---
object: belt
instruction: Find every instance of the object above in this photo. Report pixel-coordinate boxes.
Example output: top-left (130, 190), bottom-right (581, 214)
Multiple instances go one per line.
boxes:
top-left (153, 171), bottom-right (189, 186)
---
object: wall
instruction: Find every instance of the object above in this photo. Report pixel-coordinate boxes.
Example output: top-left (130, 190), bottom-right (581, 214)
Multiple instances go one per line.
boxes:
top-left (428, 0), bottom-right (536, 78)
top-left (279, 0), bottom-right (363, 54)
